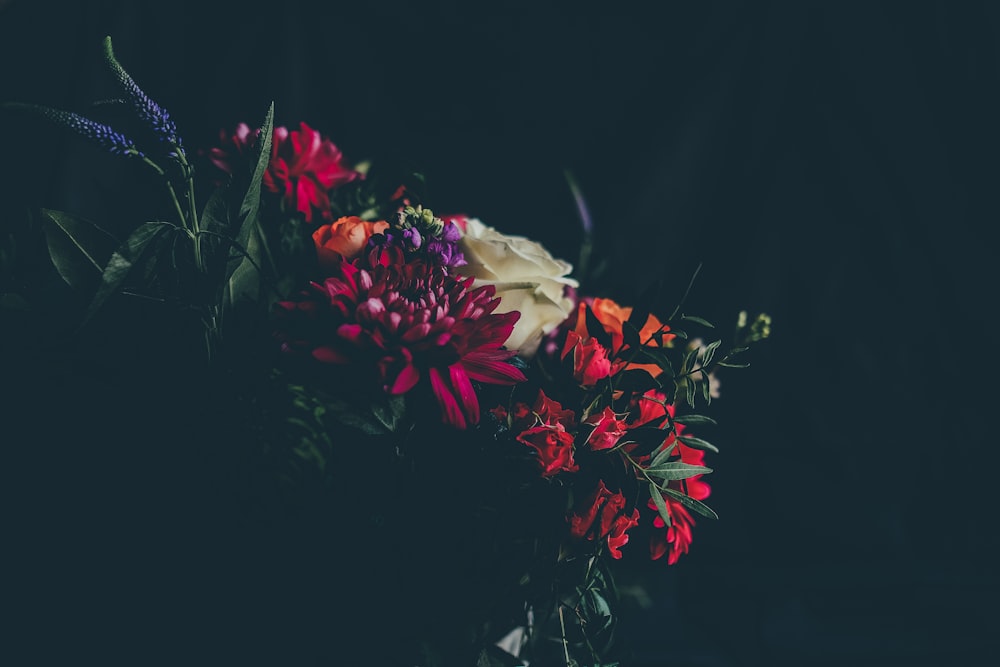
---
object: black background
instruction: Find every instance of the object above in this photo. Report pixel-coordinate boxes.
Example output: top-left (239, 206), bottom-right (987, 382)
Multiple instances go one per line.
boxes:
top-left (2, 1), bottom-right (998, 666)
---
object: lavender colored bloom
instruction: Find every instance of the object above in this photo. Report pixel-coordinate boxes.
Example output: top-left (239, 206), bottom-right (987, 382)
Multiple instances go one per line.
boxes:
top-left (402, 227), bottom-right (423, 250)
top-left (103, 37), bottom-right (181, 148)
top-left (3, 103), bottom-right (141, 157)
top-left (427, 237), bottom-right (466, 269)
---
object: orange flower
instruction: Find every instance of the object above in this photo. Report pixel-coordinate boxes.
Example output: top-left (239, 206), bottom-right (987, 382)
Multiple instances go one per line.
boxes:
top-left (313, 216), bottom-right (389, 267)
top-left (574, 297), bottom-right (672, 377)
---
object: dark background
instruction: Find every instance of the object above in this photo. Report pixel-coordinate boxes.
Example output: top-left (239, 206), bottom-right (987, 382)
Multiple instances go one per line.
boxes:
top-left (2, 1), bottom-right (998, 666)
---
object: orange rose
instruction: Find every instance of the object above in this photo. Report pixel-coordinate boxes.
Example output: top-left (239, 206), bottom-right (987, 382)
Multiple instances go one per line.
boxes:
top-left (313, 216), bottom-right (389, 267)
top-left (574, 297), bottom-right (672, 377)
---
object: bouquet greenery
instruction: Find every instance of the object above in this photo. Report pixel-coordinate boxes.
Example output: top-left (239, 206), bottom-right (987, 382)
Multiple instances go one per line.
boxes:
top-left (1, 38), bottom-right (770, 666)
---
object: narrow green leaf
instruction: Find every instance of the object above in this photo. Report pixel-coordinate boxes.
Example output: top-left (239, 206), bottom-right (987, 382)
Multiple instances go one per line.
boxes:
top-left (684, 376), bottom-right (696, 409)
top-left (649, 441), bottom-right (677, 467)
top-left (645, 462), bottom-right (713, 481)
top-left (701, 339), bottom-right (722, 368)
top-left (701, 369), bottom-right (712, 405)
top-left (717, 360), bottom-right (751, 368)
top-left (81, 221), bottom-right (173, 326)
top-left (239, 102), bottom-right (274, 231)
top-left (677, 434), bottom-right (719, 454)
top-left (649, 481), bottom-right (671, 527)
top-left (223, 102), bottom-right (274, 313)
top-left (40, 209), bottom-right (118, 290)
top-left (662, 487), bottom-right (719, 520)
top-left (681, 346), bottom-right (699, 375)
top-left (673, 414), bottom-right (717, 426)
top-left (680, 314), bottom-right (715, 328)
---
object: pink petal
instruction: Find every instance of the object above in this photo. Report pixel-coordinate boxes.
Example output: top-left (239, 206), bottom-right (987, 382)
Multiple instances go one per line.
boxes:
top-left (429, 367), bottom-right (466, 429)
top-left (449, 365), bottom-right (480, 426)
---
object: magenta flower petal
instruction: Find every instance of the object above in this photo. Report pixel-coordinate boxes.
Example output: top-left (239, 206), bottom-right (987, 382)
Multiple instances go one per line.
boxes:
top-left (274, 257), bottom-right (526, 428)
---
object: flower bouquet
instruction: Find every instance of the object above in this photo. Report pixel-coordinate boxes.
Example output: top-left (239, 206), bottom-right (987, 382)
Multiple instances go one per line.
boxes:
top-left (1, 38), bottom-right (770, 666)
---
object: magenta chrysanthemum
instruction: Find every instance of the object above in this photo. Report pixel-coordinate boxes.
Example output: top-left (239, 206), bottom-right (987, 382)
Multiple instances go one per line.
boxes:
top-left (274, 260), bottom-right (526, 428)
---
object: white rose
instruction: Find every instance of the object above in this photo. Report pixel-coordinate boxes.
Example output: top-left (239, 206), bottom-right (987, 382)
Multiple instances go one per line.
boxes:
top-left (455, 218), bottom-right (578, 358)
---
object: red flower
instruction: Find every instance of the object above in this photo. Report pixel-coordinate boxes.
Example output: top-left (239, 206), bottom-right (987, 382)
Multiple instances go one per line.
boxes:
top-left (642, 396), bottom-right (712, 563)
top-left (273, 259), bottom-right (526, 429)
top-left (584, 406), bottom-right (628, 451)
top-left (516, 424), bottom-right (579, 477)
top-left (561, 330), bottom-right (618, 386)
top-left (533, 389), bottom-right (576, 429)
top-left (648, 498), bottom-right (695, 565)
top-left (209, 121), bottom-right (361, 223)
top-left (568, 480), bottom-right (640, 559)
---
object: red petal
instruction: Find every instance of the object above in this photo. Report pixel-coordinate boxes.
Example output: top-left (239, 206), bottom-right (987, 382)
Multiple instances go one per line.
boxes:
top-left (449, 365), bottom-right (480, 426)
top-left (429, 367), bottom-right (466, 429)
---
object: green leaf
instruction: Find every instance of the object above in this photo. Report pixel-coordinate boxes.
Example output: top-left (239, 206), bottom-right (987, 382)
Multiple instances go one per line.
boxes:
top-left (584, 303), bottom-right (614, 352)
top-left (649, 481), bottom-right (671, 527)
top-left (681, 346), bottom-right (699, 375)
top-left (617, 425), bottom-right (668, 457)
top-left (676, 434), bottom-right (719, 454)
top-left (239, 102), bottom-right (274, 232)
top-left (700, 339), bottom-right (722, 368)
top-left (662, 487), bottom-right (719, 520)
top-left (700, 369), bottom-right (712, 405)
top-left (684, 376), bottom-right (696, 409)
top-left (717, 360), bottom-right (751, 369)
top-left (649, 441), bottom-right (677, 467)
top-left (680, 314), bottom-right (715, 328)
top-left (40, 209), bottom-right (118, 291)
top-left (372, 395), bottom-right (406, 433)
top-left (621, 319), bottom-right (641, 353)
top-left (223, 103), bottom-right (274, 313)
top-left (200, 186), bottom-right (231, 234)
top-left (673, 414), bottom-right (717, 426)
top-left (81, 221), bottom-right (173, 327)
top-left (645, 461), bottom-right (712, 481)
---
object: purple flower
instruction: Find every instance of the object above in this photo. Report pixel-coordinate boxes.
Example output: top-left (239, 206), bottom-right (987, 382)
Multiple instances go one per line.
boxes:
top-left (3, 103), bottom-right (141, 157)
top-left (103, 37), bottom-right (180, 148)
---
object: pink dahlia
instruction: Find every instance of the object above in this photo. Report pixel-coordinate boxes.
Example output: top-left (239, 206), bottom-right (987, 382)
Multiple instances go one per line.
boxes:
top-left (273, 259), bottom-right (526, 429)
top-left (209, 121), bottom-right (361, 223)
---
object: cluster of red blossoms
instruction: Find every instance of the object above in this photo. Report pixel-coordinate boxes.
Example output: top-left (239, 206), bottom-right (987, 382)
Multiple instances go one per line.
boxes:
top-left (209, 117), bottom-right (716, 567)
top-left (494, 302), bottom-right (711, 565)
top-left (209, 121), bottom-right (361, 223)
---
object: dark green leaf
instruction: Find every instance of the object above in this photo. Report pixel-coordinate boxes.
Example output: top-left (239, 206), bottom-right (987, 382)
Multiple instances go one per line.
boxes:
top-left (681, 346), bottom-right (699, 375)
top-left (717, 360), bottom-right (751, 369)
top-left (673, 414), bottom-right (717, 426)
top-left (372, 395), bottom-right (406, 433)
top-left (677, 434), bottom-right (719, 454)
top-left (684, 376), bottom-right (696, 409)
top-left (625, 304), bottom-right (649, 340)
top-left (701, 339), bottom-right (722, 368)
top-left (40, 209), bottom-right (118, 291)
top-left (680, 314), bottom-right (715, 328)
top-left (617, 425), bottom-right (668, 457)
top-left (645, 462), bottom-right (712, 481)
top-left (81, 221), bottom-right (173, 326)
top-left (584, 303), bottom-right (614, 352)
top-left (662, 487), bottom-right (719, 520)
top-left (200, 186), bottom-right (231, 234)
top-left (649, 481), bottom-right (671, 527)
top-left (649, 441), bottom-right (677, 467)
top-left (239, 102), bottom-right (274, 231)
top-left (223, 103), bottom-right (274, 312)
top-left (701, 369), bottom-right (712, 405)
top-left (621, 319), bottom-right (641, 353)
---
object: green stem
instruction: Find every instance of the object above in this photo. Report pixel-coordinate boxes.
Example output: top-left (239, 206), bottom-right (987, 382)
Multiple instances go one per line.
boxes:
top-left (141, 157), bottom-right (187, 230)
